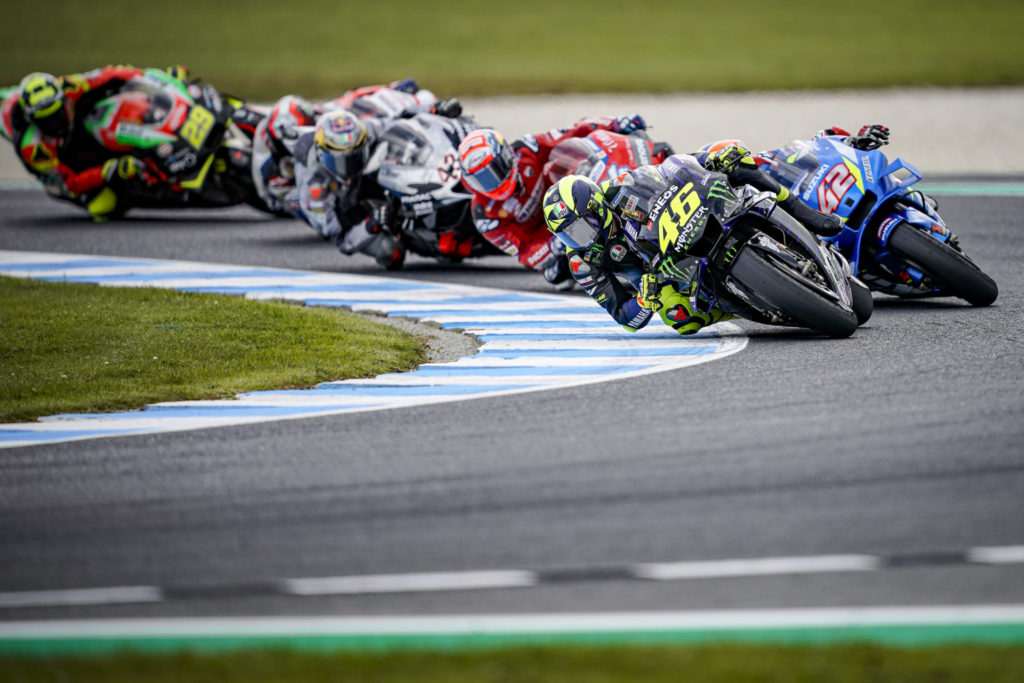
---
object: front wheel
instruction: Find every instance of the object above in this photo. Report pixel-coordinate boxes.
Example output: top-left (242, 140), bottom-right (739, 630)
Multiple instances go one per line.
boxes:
top-left (886, 224), bottom-right (998, 307)
top-left (731, 247), bottom-right (858, 338)
top-left (849, 276), bottom-right (873, 325)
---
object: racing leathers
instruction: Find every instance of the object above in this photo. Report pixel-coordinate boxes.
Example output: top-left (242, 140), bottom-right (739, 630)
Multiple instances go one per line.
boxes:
top-left (291, 88), bottom-right (454, 267)
top-left (1, 65), bottom-right (145, 203)
top-left (251, 82), bottom-right (437, 216)
top-left (568, 150), bottom-right (842, 335)
top-left (468, 116), bottom-right (645, 287)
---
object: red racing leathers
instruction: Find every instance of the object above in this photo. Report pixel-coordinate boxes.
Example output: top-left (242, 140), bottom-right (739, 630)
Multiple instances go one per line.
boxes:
top-left (468, 117), bottom-right (627, 275)
top-left (1, 65), bottom-right (144, 201)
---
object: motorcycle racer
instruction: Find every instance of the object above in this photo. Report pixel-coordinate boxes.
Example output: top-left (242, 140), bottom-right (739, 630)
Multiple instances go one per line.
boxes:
top-left (1, 65), bottom-right (204, 218)
top-left (456, 114), bottom-right (650, 290)
top-left (542, 148), bottom-right (845, 335)
top-left (251, 80), bottom-right (437, 216)
top-left (2, 66), bottom-right (147, 200)
top-left (291, 92), bottom-right (464, 267)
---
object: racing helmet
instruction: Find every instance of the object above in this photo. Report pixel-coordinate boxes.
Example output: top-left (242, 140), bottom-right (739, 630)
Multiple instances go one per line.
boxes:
top-left (542, 175), bottom-right (615, 251)
top-left (457, 128), bottom-right (518, 200)
top-left (698, 138), bottom-right (749, 154)
top-left (18, 72), bottom-right (68, 137)
top-left (266, 95), bottom-right (316, 159)
top-left (314, 110), bottom-right (368, 180)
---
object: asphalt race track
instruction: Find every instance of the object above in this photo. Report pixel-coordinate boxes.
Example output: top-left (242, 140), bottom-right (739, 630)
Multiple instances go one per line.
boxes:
top-left (0, 185), bottom-right (1022, 626)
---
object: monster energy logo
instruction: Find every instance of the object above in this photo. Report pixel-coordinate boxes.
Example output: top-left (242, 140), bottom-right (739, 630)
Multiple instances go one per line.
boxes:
top-left (658, 255), bottom-right (696, 281)
top-left (723, 244), bottom-right (740, 265)
top-left (707, 180), bottom-right (735, 201)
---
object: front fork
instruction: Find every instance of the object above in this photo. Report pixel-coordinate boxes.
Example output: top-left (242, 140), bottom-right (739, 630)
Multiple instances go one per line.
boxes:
top-left (870, 200), bottom-right (955, 290)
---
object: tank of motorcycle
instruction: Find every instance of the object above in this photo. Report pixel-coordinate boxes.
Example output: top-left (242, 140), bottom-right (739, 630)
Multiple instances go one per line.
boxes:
top-left (542, 138), bottom-right (602, 185)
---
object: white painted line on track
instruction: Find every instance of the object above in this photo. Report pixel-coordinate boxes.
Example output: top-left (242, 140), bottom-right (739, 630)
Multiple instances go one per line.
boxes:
top-left (3, 605), bottom-right (1024, 639)
top-left (0, 586), bottom-right (162, 609)
top-left (632, 554), bottom-right (883, 580)
top-left (966, 545), bottom-right (1024, 564)
top-left (282, 570), bottom-right (537, 596)
top-left (1, 544), bottom-right (1022, 610)
top-left (0, 250), bottom-right (747, 449)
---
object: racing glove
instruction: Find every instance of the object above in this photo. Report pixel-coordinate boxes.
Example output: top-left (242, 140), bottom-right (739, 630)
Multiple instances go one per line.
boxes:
top-left (846, 124), bottom-right (890, 151)
top-left (165, 65), bottom-right (191, 83)
top-left (637, 272), bottom-right (664, 311)
top-left (613, 114), bottom-right (647, 135)
top-left (390, 78), bottom-right (420, 93)
top-left (361, 198), bottom-right (394, 234)
top-left (430, 98), bottom-right (463, 118)
top-left (705, 144), bottom-right (752, 174)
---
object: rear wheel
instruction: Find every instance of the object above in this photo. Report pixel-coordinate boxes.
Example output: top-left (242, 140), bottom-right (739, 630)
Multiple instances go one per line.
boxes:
top-left (731, 247), bottom-right (858, 338)
top-left (887, 224), bottom-right (998, 306)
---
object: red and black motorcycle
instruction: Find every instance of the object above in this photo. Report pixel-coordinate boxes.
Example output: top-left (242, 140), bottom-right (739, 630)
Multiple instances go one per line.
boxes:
top-left (542, 128), bottom-right (675, 186)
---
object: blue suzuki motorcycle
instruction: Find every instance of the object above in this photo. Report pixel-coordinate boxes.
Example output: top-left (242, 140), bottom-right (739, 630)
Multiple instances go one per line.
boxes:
top-left (756, 135), bottom-right (997, 306)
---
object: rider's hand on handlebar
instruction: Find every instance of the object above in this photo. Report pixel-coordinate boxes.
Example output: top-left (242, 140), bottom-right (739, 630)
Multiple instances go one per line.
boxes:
top-left (847, 124), bottom-right (889, 151)
top-left (705, 144), bottom-right (751, 174)
top-left (637, 272), bottom-right (664, 311)
top-left (430, 98), bottom-right (463, 118)
top-left (613, 114), bottom-right (647, 135)
top-left (362, 198), bottom-right (394, 234)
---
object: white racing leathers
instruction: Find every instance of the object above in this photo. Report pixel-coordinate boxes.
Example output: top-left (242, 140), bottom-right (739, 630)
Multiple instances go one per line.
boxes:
top-left (252, 87), bottom-right (437, 223)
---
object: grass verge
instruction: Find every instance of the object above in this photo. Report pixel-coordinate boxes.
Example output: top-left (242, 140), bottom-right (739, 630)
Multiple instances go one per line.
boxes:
top-left (2, 643), bottom-right (1024, 682)
top-left (0, 276), bottom-right (425, 422)
top-left (1, 0), bottom-right (1022, 99)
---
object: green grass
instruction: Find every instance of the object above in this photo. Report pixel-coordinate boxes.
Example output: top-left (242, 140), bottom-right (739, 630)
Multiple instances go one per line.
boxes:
top-left (2, 0), bottom-right (1022, 99)
top-left (0, 276), bottom-right (425, 422)
top-left (3, 643), bottom-right (1024, 682)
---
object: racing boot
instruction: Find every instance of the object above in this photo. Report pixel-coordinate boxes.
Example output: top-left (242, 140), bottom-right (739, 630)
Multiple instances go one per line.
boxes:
top-left (782, 195), bottom-right (844, 238)
top-left (727, 160), bottom-right (844, 238)
top-left (365, 232), bottom-right (406, 270)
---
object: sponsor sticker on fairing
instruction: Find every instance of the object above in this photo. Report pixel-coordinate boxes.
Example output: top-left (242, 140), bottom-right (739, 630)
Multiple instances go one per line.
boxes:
top-left (877, 215), bottom-right (902, 243)
top-left (633, 139), bottom-right (651, 166)
top-left (803, 163), bottom-right (830, 202)
top-left (862, 155), bottom-right (874, 183)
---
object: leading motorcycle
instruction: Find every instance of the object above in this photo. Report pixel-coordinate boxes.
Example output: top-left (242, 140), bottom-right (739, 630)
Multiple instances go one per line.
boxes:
top-left (756, 135), bottom-right (997, 306)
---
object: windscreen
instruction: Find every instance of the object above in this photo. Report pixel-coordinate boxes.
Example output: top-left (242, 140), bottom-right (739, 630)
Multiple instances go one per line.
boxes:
top-left (381, 122), bottom-right (432, 168)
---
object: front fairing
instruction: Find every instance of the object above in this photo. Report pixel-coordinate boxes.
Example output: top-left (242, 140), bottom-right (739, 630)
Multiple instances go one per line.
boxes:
top-left (761, 137), bottom-right (924, 274)
top-left (376, 114), bottom-right (475, 215)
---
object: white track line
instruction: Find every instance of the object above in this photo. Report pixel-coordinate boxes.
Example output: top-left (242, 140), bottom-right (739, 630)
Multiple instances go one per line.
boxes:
top-left (632, 554), bottom-right (883, 580)
top-left (1, 544), bottom-right (1022, 609)
top-left (3, 606), bottom-right (1024, 638)
top-left (0, 586), bottom-right (162, 609)
top-left (966, 545), bottom-right (1024, 564)
top-left (282, 570), bottom-right (537, 596)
